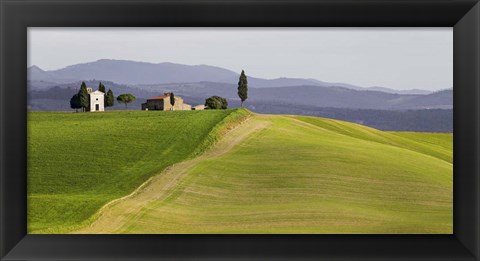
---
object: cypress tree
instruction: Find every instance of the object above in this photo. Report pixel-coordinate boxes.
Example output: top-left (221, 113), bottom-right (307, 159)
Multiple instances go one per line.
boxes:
top-left (105, 89), bottom-right (115, 108)
top-left (237, 70), bottom-right (248, 107)
top-left (170, 92), bottom-right (175, 110)
top-left (78, 82), bottom-right (90, 112)
top-left (98, 82), bottom-right (106, 93)
top-left (98, 83), bottom-right (106, 108)
top-left (98, 82), bottom-right (107, 107)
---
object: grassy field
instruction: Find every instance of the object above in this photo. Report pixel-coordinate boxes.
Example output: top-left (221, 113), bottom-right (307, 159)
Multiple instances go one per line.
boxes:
top-left (72, 114), bottom-right (452, 234)
top-left (28, 109), bottom-right (251, 233)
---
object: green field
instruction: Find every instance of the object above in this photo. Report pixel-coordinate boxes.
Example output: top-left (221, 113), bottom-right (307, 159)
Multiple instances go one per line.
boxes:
top-left (28, 110), bottom-right (452, 234)
top-left (28, 109), bottom-right (251, 233)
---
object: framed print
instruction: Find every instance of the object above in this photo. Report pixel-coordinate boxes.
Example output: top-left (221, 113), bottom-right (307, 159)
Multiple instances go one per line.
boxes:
top-left (1, 0), bottom-right (479, 260)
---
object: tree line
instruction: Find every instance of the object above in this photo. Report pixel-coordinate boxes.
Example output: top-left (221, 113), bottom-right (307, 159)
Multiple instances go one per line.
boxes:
top-left (70, 81), bottom-right (136, 111)
top-left (70, 69), bottom-right (249, 111)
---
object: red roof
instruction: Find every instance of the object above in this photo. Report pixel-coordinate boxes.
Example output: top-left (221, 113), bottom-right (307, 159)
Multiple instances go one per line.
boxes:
top-left (147, 95), bottom-right (169, 100)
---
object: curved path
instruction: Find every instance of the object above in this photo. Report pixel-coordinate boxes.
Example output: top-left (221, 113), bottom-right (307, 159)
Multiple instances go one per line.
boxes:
top-left (72, 113), bottom-right (452, 234)
top-left (73, 114), bottom-right (269, 234)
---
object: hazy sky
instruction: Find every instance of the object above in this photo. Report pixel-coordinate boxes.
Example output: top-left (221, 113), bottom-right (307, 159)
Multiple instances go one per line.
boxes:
top-left (28, 28), bottom-right (452, 91)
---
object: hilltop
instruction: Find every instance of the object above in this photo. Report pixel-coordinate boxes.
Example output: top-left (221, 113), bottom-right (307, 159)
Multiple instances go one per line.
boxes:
top-left (74, 113), bottom-right (452, 234)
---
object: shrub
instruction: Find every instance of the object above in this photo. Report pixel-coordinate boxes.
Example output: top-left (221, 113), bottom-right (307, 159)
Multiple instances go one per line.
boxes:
top-left (205, 96), bottom-right (228, 110)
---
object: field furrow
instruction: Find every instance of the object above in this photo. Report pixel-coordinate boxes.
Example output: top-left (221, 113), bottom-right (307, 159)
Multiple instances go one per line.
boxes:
top-left (66, 113), bottom-right (452, 234)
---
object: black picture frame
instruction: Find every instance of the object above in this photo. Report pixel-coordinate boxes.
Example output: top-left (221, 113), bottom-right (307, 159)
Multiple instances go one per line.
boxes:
top-left (1, 0), bottom-right (479, 260)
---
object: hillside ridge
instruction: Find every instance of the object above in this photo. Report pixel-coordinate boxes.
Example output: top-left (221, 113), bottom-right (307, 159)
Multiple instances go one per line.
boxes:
top-left (64, 113), bottom-right (452, 234)
top-left (289, 115), bottom-right (452, 163)
top-left (28, 109), bottom-right (249, 233)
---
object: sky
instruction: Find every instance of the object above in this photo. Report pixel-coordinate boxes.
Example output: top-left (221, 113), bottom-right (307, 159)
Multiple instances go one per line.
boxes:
top-left (28, 27), bottom-right (452, 91)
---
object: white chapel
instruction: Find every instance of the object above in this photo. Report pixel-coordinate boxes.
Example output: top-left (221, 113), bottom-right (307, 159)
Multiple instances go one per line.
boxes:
top-left (87, 88), bottom-right (105, 112)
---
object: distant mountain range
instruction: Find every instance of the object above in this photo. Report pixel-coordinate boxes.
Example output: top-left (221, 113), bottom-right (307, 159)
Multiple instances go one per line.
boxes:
top-left (27, 80), bottom-right (452, 132)
top-left (26, 59), bottom-right (453, 132)
top-left (28, 59), bottom-right (436, 94)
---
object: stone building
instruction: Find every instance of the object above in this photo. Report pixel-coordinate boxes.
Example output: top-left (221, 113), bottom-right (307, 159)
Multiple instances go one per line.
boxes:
top-left (141, 93), bottom-right (191, 111)
top-left (192, 105), bottom-right (205, 110)
top-left (87, 88), bottom-right (104, 112)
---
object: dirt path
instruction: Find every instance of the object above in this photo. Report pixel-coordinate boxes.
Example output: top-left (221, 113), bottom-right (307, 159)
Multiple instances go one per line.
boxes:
top-left (72, 114), bottom-right (270, 234)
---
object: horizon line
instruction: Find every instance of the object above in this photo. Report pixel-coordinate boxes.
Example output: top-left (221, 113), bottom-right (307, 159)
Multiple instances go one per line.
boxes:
top-left (28, 58), bottom-right (451, 92)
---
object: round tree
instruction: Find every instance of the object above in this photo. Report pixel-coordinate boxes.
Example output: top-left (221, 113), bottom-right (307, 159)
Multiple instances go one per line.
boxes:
top-left (70, 94), bottom-right (81, 112)
top-left (116, 93), bottom-right (136, 109)
top-left (205, 96), bottom-right (228, 110)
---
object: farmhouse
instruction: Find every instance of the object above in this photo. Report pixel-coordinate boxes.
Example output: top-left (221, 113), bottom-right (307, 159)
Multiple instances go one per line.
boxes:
top-left (142, 93), bottom-right (193, 111)
top-left (192, 105), bottom-right (205, 110)
top-left (87, 88), bottom-right (104, 112)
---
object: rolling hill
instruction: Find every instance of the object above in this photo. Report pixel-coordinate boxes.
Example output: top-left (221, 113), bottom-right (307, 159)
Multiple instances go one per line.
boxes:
top-left (27, 109), bottom-right (251, 233)
top-left (28, 110), bottom-right (452, 234)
